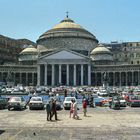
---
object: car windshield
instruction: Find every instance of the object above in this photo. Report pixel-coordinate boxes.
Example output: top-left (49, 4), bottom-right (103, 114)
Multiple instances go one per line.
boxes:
top-left (10, 97), bottom-right (21, 102)
top-left (31, 98), bottom-right (42, 101)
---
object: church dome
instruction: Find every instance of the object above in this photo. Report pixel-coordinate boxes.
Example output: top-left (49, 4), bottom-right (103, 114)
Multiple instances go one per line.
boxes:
top-left (37, 16), bottom-right (98, 54)
top-left (19, 45), bottom-right (38, 64)
top-left (90, 44), bottom-right (113, 64)
top-left (20, 45), bottom-right (38, 54)
top-left (91, 44), bottom-right (111, 55)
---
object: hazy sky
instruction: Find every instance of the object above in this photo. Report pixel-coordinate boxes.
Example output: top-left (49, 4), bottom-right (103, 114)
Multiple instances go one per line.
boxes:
top-left (0, 0), bottom-right (140, 43)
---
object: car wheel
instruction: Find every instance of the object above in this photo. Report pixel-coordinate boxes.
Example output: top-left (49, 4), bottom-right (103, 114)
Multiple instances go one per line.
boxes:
top-left (24, 106), bottom-right (27, 109)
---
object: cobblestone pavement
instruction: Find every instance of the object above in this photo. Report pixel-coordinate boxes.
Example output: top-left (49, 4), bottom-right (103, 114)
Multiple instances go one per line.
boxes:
top-left (0, 107), bottom-right (140, 140)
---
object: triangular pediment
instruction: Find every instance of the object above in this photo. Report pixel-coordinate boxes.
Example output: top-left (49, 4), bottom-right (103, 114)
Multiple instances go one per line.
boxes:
top-left (41, 50), bottom-right (88, 60)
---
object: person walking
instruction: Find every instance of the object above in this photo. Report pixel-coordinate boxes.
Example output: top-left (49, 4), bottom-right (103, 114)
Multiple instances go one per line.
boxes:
top-left (46, 100), bottom-right (52, 121)
top-left (51, 99), bottom-right (57, 120)
top-left (73, 100), bottom-right (79, 119)
top-left (70, 99), bottom-right (74, 118)
top-left (82, 98), bottom-right (87, 117)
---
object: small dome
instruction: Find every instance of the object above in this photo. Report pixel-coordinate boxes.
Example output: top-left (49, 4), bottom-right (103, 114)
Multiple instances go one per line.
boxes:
top-left (91, 44), bottom-right (111, 55)
top-left (20, 45), bottom-right (37, 54)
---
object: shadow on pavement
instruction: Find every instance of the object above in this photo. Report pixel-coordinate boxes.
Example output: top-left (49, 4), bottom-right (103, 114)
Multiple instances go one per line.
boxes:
top-left (0, 130), bottom-right (5, 135)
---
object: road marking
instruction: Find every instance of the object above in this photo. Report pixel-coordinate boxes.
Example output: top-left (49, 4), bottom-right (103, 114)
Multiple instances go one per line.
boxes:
top-left (8, 129), bottom-right (23, 140)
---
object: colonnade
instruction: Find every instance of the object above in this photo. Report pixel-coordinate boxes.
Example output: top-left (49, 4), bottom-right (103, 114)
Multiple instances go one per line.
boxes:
top-left (91, 71), bottom-right (140, 86)
top-left (37, 64), bottom-right (91, 86)
top-left (0, 72), bottom-right (37, 86)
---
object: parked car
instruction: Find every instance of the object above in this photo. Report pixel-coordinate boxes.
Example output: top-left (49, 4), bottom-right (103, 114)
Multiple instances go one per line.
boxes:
top-left (127, 95), bottom-right (140, 107)
top-left (109, 96), bottom-right (120, 109)
top-left (119, 96), bottom-right (127, 107)
top-left (29, 96), bottom-right (44, 110)
top-left (8, 96), bottom-right (27, 110)
top-left (63, 97), bottom-right (77, 110)
top-left (0, 97), bottom-right (8, 109)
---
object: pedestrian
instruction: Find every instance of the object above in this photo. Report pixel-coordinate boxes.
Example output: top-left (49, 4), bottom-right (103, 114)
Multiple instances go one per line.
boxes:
top-left (46, 100), bottom-right (52, 121)
top-left (82, 98), bottom-right (87, 117)
top-left (51, 99), bottom-right (57, 120)
top-left (70, 99), bottom-right (74, 118)
top-left (73, 100), bottom-right (79, 119)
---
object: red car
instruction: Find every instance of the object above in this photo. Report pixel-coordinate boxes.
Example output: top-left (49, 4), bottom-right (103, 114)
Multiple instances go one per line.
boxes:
top-left (126, 95), bottom-right (140, 107)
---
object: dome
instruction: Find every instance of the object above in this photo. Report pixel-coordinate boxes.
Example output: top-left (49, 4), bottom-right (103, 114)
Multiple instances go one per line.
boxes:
top-left (90, 44), bottom-right (113, 64)
top-left (37, 17), bottom-right (97, 41)
top-left (20, 45), bottom-right (38, 54)
top-left (91, 44), bottom-right (112, 55)
top-left (37, 17), bottom-right (98, 53)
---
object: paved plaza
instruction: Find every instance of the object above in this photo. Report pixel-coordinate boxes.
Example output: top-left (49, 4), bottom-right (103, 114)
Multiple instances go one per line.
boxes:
top-left (0, 107), bottom-right (140, 140)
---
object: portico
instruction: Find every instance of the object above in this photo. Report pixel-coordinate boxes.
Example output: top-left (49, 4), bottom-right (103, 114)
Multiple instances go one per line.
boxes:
top-left (37, 50), bottom-right (91, 86)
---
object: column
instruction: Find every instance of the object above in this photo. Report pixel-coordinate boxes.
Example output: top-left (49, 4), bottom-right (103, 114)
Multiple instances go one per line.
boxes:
top-left (32, 73), bottom-right (34, 86)
top-left (74, 65), bottom-right (76, 86)
top-left (113, 72), bottom-right (115, 86)
top-left (132, 71), bottom-right (134, 86)
top-left (1, 72), bottom-right (3, 81)
top-left (126, 72), bottom-right (127, 86)
top-left (37, 65), bottom-right (40, 86)
top-left (59, 64), bottom-right (62, 84)
top-left (138, 71), bottom-right (140, 85)
top-left (95, 72), bottom-right (97, 86)
top-left (20, 72), bottom-right (22, 84)
top-left (51, 64), bottom-right (55, 86)
top-left (26, 73), bottom-right (28, 86)
top-left (66, 64), bottom-right (69, 85)
top-left (13, 73), bottom-right (16, 86)
top-left (44, 64), bottom-right (47, 85)
top-left (88, 65), bottom-right (91, 85)
top-left (81, 64), bottom-right (83, 85)
top-left (119, 72), bottom-right (121, 87)
top-left (101, 72), bottom-right (103, 86)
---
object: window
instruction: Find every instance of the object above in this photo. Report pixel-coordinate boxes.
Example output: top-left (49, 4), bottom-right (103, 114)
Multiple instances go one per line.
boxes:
top-left (131, 61), bottom-right (133, 64)
top-left (137, 61), bottom-right (139, 64)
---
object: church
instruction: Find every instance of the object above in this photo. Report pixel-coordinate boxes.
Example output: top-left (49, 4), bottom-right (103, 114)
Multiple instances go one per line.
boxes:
top-left (0, 15), bottom-right (140, 87)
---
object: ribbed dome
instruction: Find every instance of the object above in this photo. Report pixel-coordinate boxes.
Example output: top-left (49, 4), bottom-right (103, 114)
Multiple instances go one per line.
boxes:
top-left (91, 44), bottom-right (111, 55)
top-left (37, 17), bottom-right (98, 42)
top-left (52, 17), bottom-right (83, 30)
top-left (20, 45), bottom-right (37, 54)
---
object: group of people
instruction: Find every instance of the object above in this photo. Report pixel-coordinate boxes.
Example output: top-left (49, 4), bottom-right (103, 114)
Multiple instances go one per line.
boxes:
top-left (69, 98), bottom-right (87, 119)
top-left (46, 95), bottom-right (88, 121)
top-left (46, 98), bottom-right (57, 121)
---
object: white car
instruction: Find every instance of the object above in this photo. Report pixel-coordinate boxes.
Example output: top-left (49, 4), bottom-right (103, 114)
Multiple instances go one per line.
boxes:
top-left (29, 96), bottom-right (44, 110)
top-left (63, 97), bottom-right (77, 110)
top-left (8, 96), bottom-right (27, 110)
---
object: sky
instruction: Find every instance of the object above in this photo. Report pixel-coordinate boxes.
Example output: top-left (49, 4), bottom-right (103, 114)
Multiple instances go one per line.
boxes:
top-left (0, 0), bottom-right (140, 43)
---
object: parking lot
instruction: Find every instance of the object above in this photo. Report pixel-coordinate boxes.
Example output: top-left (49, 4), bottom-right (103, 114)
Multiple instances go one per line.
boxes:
top-left (0, 106), bottom-right (140, 139)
